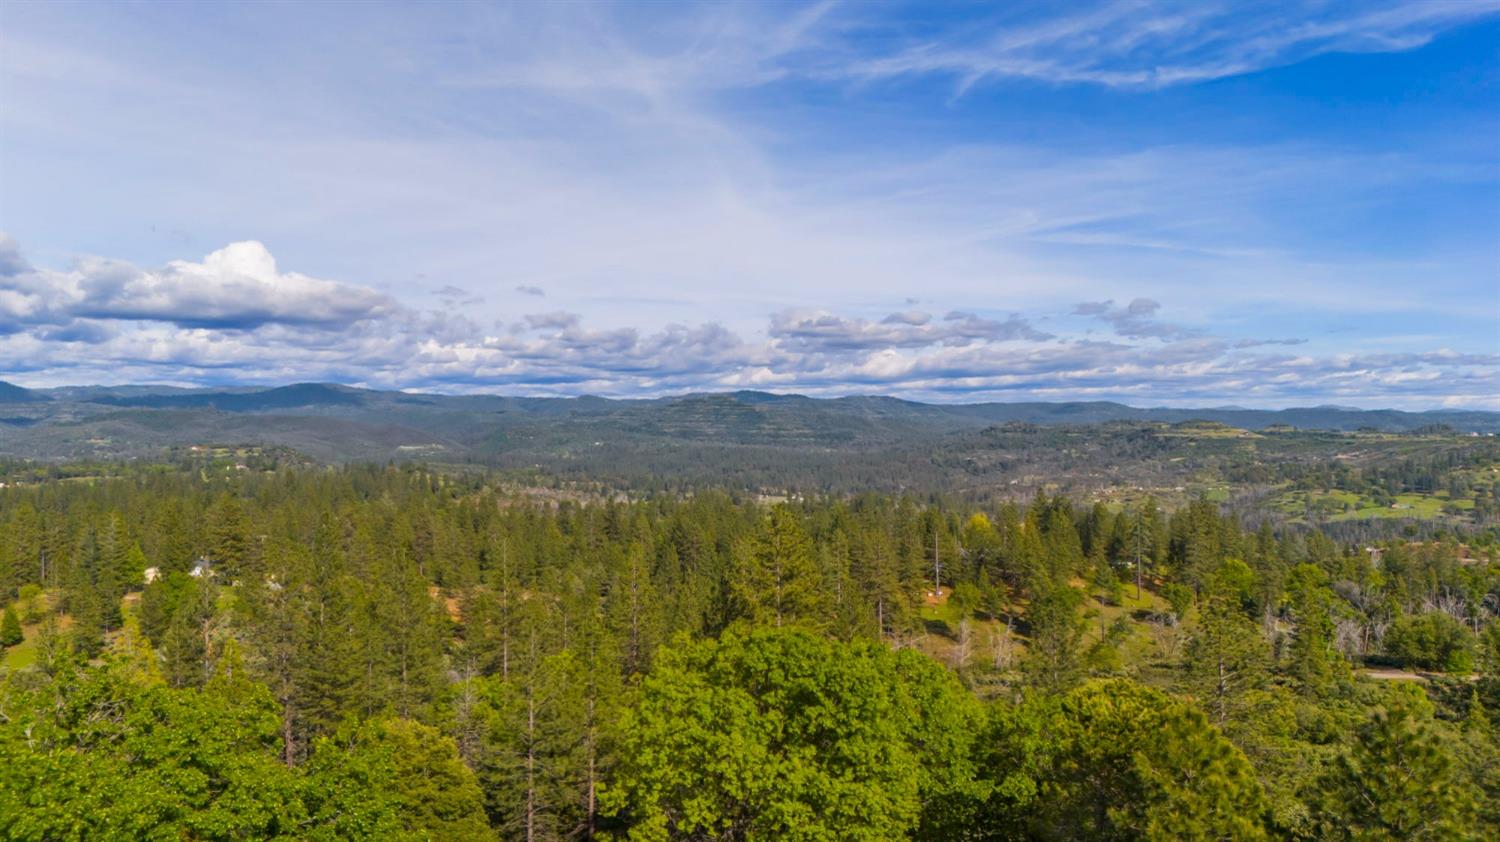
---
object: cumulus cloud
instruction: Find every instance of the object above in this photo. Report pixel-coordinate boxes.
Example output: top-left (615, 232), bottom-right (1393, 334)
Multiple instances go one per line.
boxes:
top-left (1, 238), bottom-right (1496, 409)
top-left (0, 237), bottom-right (395, 332)
top-left (72, 241), bottom-right (394, 328)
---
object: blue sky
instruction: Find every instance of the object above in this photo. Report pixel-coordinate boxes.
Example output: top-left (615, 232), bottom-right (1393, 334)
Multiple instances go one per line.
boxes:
top-left (1, 0), bottom-right (1497, 407)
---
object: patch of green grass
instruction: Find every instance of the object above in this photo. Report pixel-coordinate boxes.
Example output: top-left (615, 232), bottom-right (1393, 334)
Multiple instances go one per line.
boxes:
top-left (1271, 486), bottom-right (1479, 523)
top-left (2, 600), bottom-right (40, 671)
top-left (1327, 492), bottom-right (1445, 521)
top-left (2, 633), bottom-right (38, 670)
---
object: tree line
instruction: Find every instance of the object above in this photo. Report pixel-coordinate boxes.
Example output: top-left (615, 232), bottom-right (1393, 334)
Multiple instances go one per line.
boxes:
top-left (1, 463), bottom-right (1496, 839)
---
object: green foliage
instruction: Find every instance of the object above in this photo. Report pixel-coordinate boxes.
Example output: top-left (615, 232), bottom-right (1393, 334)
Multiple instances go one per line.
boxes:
top-left (0, 656), bottom-right (472, 841)
top-left (987, 679), bottom-right (1269, 841)
top-left (606, 627), bottom-right (979, 841)
top-left (0, 659), bottom-right (304, 840)
top-left (334, 718), bottom-right (491, 842)
top-left (1, 460), bottom-right (1496, 839)
top-left (1184, 594), bottom-right (1271, 728)
top-left (1320, 684), bottom-right (1477, 840)
top-left (731, 505), bottom-right (829, 630)
top-left (138, 571), bottom-right (195, 646)
top-left (161, 578), bottom-right (217, 689)
top-left (1286, 563), bottom-right (1349, 695)
top-left (1162, 582), bottom-right (1194, 619)
top-left (1023, 582), bottom-right (1087, 693)
top-left (951, 580), bottom-right (983, 619)
top-left (17, 583), bottom-right (43, 624)
top-left (1384, 611), bottom-right (1475, 673)
top-left (0, 605), bottom-right (21, 648)
top-left (473, 644), bottom-right (590, 838)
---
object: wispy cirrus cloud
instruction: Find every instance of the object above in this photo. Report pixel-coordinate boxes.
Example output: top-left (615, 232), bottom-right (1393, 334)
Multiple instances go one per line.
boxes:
top-left (1, 3), bottom-right (1495, 407)
top-left (844, 1), bottom-right (1500, 93)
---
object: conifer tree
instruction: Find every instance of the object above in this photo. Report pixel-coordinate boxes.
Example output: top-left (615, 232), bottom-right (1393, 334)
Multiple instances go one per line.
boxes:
top-left (1023, 581), bottom-right (1087, 693)
top-left (478, 599), bottom-right (588, 841)
top-left (1185, 586), bottom-right (1271, 729)
top-left (1321, 684), bottom-right (1476, 839)
top-left (0, 605), bottom-right (21, 649)
top-left (1285, 563), bottom-right (1347, 695)
top-left (207, 493), bottom-right (250, 579)
top-left (606, 541), bottom-right (662, 677)
top-left (731, 504), bottom-right (827, 629)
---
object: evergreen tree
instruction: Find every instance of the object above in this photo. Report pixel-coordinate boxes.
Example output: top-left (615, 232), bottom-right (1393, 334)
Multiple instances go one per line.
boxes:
top-left (1285, 563), bottom-right (1347, 695)
top-left (731, 505), bottom-right (828, 629)
top-left (605, 541), bottom-right (662, 677)
top-left (68, 579), bottom-right (107, 660)
top-left (1024, 581), bottom-right (1087, 693)
top-left (1321, 684), bottom-right (1476, 839)
top-left (161, 579), bottom-right (216, 688)
top-left (329, 718), bottom-right (492, 842)
top-left (1006, 679), bottom-right (1269, 840)
top-left (1185, 593), bottom-right (1271, 729)
top-left (0, 605), bottom-right (21, 649)
top-left (207, 493), bottom-right (251, 579)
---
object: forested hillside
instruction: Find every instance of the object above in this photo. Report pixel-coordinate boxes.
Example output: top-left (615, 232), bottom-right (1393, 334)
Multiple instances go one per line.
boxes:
top-left (1, 460), bottom-right (1496, 839)
top-left (5, 383), bottom-right (1500, 525)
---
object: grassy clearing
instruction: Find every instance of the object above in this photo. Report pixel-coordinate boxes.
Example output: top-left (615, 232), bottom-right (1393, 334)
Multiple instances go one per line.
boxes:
top-left (1273, 488), bottom-right (1476, 523)
top-left (916, 577), bottom-right (1171, 678)
top-left (2, 627), bottom-right (39, 670)
top-left (1, 603), bottom-right (72, 671)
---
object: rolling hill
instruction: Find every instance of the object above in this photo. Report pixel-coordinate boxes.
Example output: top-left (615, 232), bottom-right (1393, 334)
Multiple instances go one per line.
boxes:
top-left (1, 381), bottom-right (1497, 497)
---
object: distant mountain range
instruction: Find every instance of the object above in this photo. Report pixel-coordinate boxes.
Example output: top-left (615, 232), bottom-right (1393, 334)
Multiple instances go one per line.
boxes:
top-left (1, 380), bottom-right (1496, 470)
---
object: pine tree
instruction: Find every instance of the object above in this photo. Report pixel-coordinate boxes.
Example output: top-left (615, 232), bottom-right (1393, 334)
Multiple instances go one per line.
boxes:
top-left (479, 600), bottom-right (588, 841)
top-left (1322, 685), bottom-right (1476, 839)
top-left (1011, 679), bottom-right (1269, 840)
top-left (161, 600), bottom-right (208, 688)
top-left (161, 578), bottom-right (216, 688)
top-left (69, 579), bottom-right (107, 660)
top-left (374, 549), bottom-right (447, 720)
top-left (1285, 563), bottom-right (1347, 695)
top-left (852, 524), bottom-right (912, 640)
top-left (731, 505), bottom-right (828, 629)
top-left (1185, 594), bottom-right (1271, 729)
top-left (605, 542), bottom-right (661, 677)
top-left (1024, 581), bottom-right (1087, 693)
top-left (0, 605), bottom-right (21, 648)
top-left (207, 493), bottom-right (250, 579)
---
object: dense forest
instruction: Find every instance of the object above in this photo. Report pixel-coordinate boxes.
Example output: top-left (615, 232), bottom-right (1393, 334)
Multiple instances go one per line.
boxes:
top-left (5, 383), bottom-right (1500, 509)
top-left (1, 461), bottom-right (1497, 839)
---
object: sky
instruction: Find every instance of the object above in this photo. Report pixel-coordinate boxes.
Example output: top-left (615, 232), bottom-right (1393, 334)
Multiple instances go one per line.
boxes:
top-left (1, 0), bottom-right (1497, 408)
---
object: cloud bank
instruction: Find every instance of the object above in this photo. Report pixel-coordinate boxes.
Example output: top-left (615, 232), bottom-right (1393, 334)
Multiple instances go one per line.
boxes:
top-left (2, 238), bottom-right (1494, 409)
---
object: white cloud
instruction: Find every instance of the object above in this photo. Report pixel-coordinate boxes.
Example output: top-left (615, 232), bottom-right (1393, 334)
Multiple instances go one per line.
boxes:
top-left (0, 238), bottom-right (394, 331)
top-left (1, 239), bottom-right (1495, 409)
top-left (1, 3), bottom-right (1495, 409)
